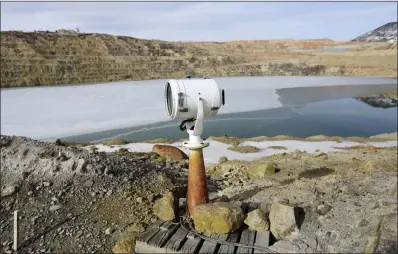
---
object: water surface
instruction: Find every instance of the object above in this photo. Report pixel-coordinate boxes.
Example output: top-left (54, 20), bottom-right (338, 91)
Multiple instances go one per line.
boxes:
top-left (62, 98), bottom-right (397, 143)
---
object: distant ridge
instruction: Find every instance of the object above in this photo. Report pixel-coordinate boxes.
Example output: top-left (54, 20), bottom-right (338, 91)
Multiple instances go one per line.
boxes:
top-left (352, 22), bottom-right (397, 42)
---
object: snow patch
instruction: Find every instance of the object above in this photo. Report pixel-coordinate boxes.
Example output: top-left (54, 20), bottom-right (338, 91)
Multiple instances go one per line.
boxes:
top-left (89, 140), bottom-right (397, 164)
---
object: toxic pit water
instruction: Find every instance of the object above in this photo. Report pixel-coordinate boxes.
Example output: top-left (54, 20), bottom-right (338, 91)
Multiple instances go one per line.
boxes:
top-left (62, 98), bottom-right (397, 143)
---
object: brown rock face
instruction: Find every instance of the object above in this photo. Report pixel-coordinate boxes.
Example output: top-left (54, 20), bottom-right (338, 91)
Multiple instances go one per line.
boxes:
top-left (193, 202), bottom-right (244, 234)
top-left (152, 145), bottom-right (188, 161)
top-left (248, 163), bottom-right (276, 180)
top-left (153, 192), bottom-right (176, 221)
top-left (244, 208), bottom-right (270, 232)
top-left (269, 202), bottom-right (299, 240)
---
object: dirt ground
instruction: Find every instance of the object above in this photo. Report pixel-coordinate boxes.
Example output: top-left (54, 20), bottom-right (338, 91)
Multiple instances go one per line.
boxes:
top-left (1, 134), bottom-right (397, 253)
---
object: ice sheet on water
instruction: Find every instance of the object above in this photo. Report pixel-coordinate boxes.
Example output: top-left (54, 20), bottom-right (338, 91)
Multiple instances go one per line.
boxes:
top-left (1, 76), bottom-right (396, 139)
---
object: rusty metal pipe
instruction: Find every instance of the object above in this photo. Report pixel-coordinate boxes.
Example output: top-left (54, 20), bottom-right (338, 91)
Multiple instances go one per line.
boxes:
top-left (187, 148), bottom-right (209, 217)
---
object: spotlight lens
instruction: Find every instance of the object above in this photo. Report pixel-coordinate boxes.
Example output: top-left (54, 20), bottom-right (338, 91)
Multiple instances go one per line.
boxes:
top-left (166, 82), bottom-right (173, 117)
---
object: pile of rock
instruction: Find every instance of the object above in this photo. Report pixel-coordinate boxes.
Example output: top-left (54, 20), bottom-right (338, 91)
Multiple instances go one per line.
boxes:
top-left (151, 190), bottom-right (301, 242)
top-left (208, 161), bottom-right (277, 189)
top-left (192, 201), bottom-right (300, 240)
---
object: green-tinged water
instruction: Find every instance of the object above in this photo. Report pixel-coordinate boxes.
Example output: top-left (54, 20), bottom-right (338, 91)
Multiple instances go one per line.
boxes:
top-left (62, 98), bottom-right (397, 143)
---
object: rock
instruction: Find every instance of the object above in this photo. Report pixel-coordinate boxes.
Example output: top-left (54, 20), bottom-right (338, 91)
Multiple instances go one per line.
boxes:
top-left (193, 202), bottom-right (244, 234)
top-left (128, 223), bottom-right (145, 233)
top-left (1, 184), bottom-right (19, 197)
top-left (84, 179), bottom-right (94, 187)
top-left (43, 181), bottom-right (51, 187)
top-left (21, 171), bottom-right (30, 180)
top-left (270, 240), bottom-right (300, 253)
top-left (49, 205), bottom-right (63, 211)
top-left (75, 159), bottom-right (86, 173)
top-left (373, 213), bottom-right (397, 253)
top-left (118, 148), bottom-right (129, 153)
top-left (359, 219), bottom-right (370, 227)
top-left (362, 161), bottom-right (378, 172)
top-left (247, 163), bottom-right (276, 180)
top-left (153, 192), bottom-right (176, 220)
top-left (51, 196), bottom-right (58, 202)
top-left (217, 195), bottom-right (230, 202)
top-left (218, 156), bottom-right (228, 164)
top-left (156, 172), bottom-right (171, 183)
top-left (244, 208), bottom-right (269, 232)
top-left (106, 190), bottom-right (113, 196)
top-left (136, 197), bottom-right (143, 203)
top-left (314, 152), bottom-right (328, 159)
top-left (152, 145), bottom-right (188, 161)
top-left (305, 237), bottom-right (317, 249)
top-left (269, 202), bottom-right (299, 240)
top-left (112, 233), bottom-right (136, 254)
top-left (27, 191), bottom-right (33, 196)
top-left (103, 139), bottom-right (129, 146)
top-left (316, 203), bottom-right (332, 215)
top-left (105, 228), bottom-right (113, 235)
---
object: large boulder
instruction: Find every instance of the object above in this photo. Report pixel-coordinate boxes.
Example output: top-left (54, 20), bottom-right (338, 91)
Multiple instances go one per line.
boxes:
top-left (193, 202), bottom-right (244, 234)
top-left (269, 202), bottom-right (299, 240)
top-left (152, 145), bottom-right (188, 161)
top-left (153, 192), bottom-right (176, 221)
top-left (244, 208), bottom-right (269, 232)
top-left (247, 163), bottom-right (276, 180)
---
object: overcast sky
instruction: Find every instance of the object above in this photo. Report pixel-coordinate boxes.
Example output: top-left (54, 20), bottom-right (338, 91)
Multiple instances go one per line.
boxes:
top-left (1, 1), bottom-right (397, 41)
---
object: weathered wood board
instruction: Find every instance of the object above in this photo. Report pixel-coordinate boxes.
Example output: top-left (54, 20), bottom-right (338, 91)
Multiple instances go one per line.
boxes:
top-left (135, 203), bottom-right (272, 254)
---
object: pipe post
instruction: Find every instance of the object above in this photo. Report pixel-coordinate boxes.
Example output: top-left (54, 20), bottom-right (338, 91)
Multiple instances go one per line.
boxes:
top-left (186, 147), bottom-right (209, 217)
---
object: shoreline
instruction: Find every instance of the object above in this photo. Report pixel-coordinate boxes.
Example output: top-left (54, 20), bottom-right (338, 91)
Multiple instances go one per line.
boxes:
top-left (89, 132), bottom-right (398, 146)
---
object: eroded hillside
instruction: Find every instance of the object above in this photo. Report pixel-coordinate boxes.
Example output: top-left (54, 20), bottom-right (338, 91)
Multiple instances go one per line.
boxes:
top-left (1, 30), bottom-right (397, 87)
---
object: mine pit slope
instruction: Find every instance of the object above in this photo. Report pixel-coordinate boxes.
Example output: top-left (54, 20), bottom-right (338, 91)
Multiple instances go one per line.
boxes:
top-left (352, 22), bottom-right (398, 42)
top-left (1, 22), bottom-right (397, 88)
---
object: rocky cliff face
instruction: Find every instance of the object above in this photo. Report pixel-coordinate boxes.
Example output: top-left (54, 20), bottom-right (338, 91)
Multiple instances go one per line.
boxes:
top-left (352, 22), bottom-right (397, 42)
top-left (1, 30), bottom-right (396, 87)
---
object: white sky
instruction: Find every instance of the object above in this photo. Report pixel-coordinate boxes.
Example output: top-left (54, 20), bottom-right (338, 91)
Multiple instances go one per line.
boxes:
top-left (1, 1), bottom-right (397, 41)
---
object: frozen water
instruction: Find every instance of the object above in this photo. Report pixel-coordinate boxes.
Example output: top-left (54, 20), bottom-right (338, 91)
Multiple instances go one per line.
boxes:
top-left (1, 76), bottom-right (396, 139)
top-left (89, 140), bottom-right (398, 164)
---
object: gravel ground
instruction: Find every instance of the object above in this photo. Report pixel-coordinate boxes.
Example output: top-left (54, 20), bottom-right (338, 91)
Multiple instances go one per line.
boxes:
top-left (0, 135), bottom-right (187, 253)
top-left (1, 135), bottom-right (397, 253)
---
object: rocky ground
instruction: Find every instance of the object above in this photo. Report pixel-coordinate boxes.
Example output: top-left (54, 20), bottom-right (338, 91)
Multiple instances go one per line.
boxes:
top-left (0, 135), bottom-right (187, 253)
top-left (1, 134), bottom-right (397, 253)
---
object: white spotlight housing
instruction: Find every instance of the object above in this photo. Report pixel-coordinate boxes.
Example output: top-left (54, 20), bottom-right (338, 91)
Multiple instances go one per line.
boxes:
top-left (164, 78), bottom-right (225, 148)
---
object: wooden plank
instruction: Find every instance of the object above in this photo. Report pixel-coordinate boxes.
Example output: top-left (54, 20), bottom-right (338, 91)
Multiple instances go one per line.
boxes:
top-left (253, 231), bottom-right (270, 254)
top-left (236, 227), bottom-right (255, 254)
top-left (198, 233), bottom-right (228, 254)
top-left (236, 203), bottom-right (255, 254)
top-left (217, 229), bottom-right (241, 254)
top-left (137, 221), bottom-right (165, 243)
top-left (135, 243), bottom-right (181, 253)
top-left (179, 231), bottom-right (203, 253)
top-left (164, 225), bottom-right (190, 252)
top-left (160, 221), bottom-right (177, 231)
top-left (148, 221), bottom-right (181, 248)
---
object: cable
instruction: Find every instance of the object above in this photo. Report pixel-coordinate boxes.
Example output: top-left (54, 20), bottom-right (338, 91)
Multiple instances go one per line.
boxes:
top-left (179, 118), bottom-right (195, 131)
